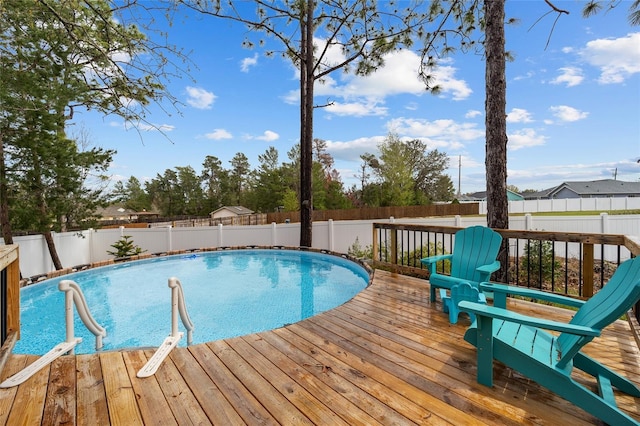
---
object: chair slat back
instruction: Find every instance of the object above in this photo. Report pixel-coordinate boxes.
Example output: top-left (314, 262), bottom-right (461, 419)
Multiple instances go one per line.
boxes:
top-left (558, 257), bottom-right (640, 359)
top-left (450, 226), bottom-right (503, 283)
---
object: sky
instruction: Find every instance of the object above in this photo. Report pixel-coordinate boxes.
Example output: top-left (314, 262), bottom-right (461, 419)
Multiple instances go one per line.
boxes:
top-left (76, 1), bottom-right (640, 195)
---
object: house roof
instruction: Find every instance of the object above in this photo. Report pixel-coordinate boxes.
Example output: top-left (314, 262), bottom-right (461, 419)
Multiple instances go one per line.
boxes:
top-left (211, 206), bottom-right (254, 216)
top-left (460, 189), bottom-right (524, 201)
top-left (96, 205), bottom-right (137, 218)
top-left (534, 179), bottom-right (640, 199)
top-left (96, 205), bottom-right (160, 219)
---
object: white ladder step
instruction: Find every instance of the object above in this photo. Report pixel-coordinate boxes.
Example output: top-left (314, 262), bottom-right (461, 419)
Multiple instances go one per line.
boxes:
top-left (0, 339), bottom-right (81, 388)
top-left (137, 333), bottom-right (183, 378)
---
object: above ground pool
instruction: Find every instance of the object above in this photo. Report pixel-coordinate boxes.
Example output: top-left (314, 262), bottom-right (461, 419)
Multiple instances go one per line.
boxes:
top-left (15, 249), bottom-right (370, 355)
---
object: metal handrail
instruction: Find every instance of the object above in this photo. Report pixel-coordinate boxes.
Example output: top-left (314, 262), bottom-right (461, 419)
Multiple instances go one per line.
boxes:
top-left (59, 280), bottom-right (107, 351)
top-left (169, 277), bottom-right (194, 345)
top-left (0, 279), bottom-right (106, 388)
top-left (137, 277), bottom-right (195, 378)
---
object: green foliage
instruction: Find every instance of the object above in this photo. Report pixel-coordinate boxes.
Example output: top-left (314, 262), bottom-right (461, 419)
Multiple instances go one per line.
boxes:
top-left (520, 240), bottom-right (561, 284)
top-left (107, 236), bottom-right (146, 258)
top-left (347, 237), bottom-right (373, 259)
top-left (402, 242), bottom-right (449, 272)
top-left (282, 189), bottom-right (299, 212)
top-left (365, 134), bottom-right (454, 207)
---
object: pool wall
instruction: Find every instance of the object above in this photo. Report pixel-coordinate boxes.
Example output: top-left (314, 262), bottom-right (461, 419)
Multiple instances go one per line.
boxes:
top-left (22, 246), bottom-right (374, 288)
top-left (16, 248), bottom-right (373, 354)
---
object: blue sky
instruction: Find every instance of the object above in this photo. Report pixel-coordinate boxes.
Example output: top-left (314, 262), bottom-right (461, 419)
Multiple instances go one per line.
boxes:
top-left (76, 1), bottom-right (640, 195)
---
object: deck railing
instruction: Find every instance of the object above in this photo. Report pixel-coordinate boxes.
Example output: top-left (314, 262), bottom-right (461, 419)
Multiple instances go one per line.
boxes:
top-left (0, 245), bottom-right (20, 354)
top-left (372, 223), bottom-right (640, 320)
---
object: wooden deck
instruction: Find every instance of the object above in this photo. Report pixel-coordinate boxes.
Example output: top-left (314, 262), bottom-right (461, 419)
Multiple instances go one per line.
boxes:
top-left (1, 270), bottom-right (640, 425)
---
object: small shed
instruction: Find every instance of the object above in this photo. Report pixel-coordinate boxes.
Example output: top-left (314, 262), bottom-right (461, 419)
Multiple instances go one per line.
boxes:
top-left (210, 206), bottom-right (254, 219)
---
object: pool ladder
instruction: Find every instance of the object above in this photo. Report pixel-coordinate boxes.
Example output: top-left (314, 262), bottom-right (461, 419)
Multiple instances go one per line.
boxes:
top-left (0, 280), bottom-right (107, 388)
top-left (137, 277), bottom-right (194, 378)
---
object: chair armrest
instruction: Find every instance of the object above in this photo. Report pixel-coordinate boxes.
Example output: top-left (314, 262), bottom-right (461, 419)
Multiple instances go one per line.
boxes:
top-left (420, 254), bottom-right (453, 266)
top-left (476, 260), bottom-right (500, 275)
top-left (458, 301), bottom-right (600, 337)
top-left (421, 254), bottom-right (453, 275)
top-left (479, 282), bottom-right (585, 309)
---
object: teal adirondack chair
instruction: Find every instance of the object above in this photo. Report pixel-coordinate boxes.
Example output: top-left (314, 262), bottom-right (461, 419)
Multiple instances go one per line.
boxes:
top-left (460, 256), bottom-right (640, 426)
top-left (420, 226), bottom-right (502, 303)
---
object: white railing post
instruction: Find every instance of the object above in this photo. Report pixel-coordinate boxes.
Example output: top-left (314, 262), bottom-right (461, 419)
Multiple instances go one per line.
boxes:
top-left (271, 222), bottom-right (277, 246)
top-left (167, 225), bottom-right (173, 252)
top-left (600, 212), bottom-right (609, 234)
top-left (525, 213), bottom-right (533, 230)
top-left (455, 215), bottom-right (462, 227)
top-left (218, 223), bottom-right (223, 246)
top-left (328, 219), bottom-right (334, 251)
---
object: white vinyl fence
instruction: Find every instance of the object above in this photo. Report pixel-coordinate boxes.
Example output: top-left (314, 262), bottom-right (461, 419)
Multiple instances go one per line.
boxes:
top-left (3, 212), bottom-right (639, 279)
top-left (479, 196), bottom-right (640, 215)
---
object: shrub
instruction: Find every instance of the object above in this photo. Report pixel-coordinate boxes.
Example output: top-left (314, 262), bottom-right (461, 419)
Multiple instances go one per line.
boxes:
top-left (107, 235), bottom-right (146, 258)
top-left (520, 239), bottom-right (560, 286)
top-left (402, 242), bottom-right (449, 272)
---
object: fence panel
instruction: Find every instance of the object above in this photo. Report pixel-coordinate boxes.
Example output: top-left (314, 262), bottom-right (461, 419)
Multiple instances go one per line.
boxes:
top-left (171, 227), bottom-right (221, 250)
top-left (8, 213), bottom-right (640, 279)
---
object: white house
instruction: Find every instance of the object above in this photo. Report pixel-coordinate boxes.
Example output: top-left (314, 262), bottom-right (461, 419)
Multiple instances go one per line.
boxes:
top-left (210, 206), bottom-right (254, 219)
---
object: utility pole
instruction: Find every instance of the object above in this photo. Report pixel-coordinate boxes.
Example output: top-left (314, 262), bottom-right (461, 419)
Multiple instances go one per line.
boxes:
top-left (457, 155), bottom-right (461, 197)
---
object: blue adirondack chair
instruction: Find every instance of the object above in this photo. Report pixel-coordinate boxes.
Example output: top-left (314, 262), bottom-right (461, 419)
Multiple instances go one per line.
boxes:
top-left (460, 256), bottom-right (640, 426)
top-left (442, 282), bottom-right (487, 324)
top-left (420, 226), bottom-right (502, 303)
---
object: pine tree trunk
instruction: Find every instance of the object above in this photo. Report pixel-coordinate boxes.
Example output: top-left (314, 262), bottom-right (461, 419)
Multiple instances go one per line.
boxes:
top-left (484, 0), bottom-right (509, 280)
top-left (44, 231), bottom-right (63, 270)
top-left (299, 0), bottom-right (315, 248)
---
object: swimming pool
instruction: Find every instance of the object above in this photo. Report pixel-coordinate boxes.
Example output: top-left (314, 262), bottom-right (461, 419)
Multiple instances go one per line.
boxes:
top-left (14, 249), bottom-right (370, 355)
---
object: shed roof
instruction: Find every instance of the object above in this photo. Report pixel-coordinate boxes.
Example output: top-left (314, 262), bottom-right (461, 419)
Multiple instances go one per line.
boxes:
top-left (211, 206), bottom-right (254, 216)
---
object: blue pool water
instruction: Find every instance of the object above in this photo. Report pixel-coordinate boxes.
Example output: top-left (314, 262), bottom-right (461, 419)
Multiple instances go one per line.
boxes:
top-left (14, 249), bottom-right (370, 355)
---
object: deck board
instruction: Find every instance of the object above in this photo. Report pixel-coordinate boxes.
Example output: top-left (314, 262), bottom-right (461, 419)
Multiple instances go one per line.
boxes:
top-left (2, 269), bottom-right (640, 425)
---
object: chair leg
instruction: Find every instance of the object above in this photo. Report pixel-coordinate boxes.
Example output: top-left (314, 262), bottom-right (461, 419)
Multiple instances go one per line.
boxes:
top-left (430, 285), bottom-right (437, 302)
top-left (573, 352), bottom-right (640, 397)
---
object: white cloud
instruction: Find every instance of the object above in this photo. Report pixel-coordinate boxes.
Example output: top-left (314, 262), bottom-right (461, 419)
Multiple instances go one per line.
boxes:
top-left (507, 108), bottom-right (533, 123)
top-left (513, 71), bottom-right (535, 81)
top-left (405, 102), bottom-right (419, 111)
top-left (117, 121), bottom-right (175, 132)
top-left (326, 101), bottom-right (388, 117)
top-left (240, 53), bottom-right (258, 72)
top-left (256, 130), bottom-right (279, 141)
top-left (324, 117), bottom-right (485, 165)
top-left (314, 36), bottom-right (349, 71)
top-left (550, 66), bottom-right (584, 87)
top-left (387, 117), bottom-right (484, 143)
top-left (204, 129), bottom-right (232, 140)
top-left (325, 136), bottom-right (387, 162)
top-left (508, 128), bottom-right (547, 150)
top-left (136, 123), bottom-right (175, 132)
top-left (549, 105), bottom-right (589, 122)
top-left (465, 110), bottom-right (482, 119)
top-left (282, 89), bottom-right (299, 105)
top-left (580, 32), bottom-right (640, 84)
top-left (186, 86), bottom-right (216, 109)
top-left (284, 48), bottom-right (471, 116)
